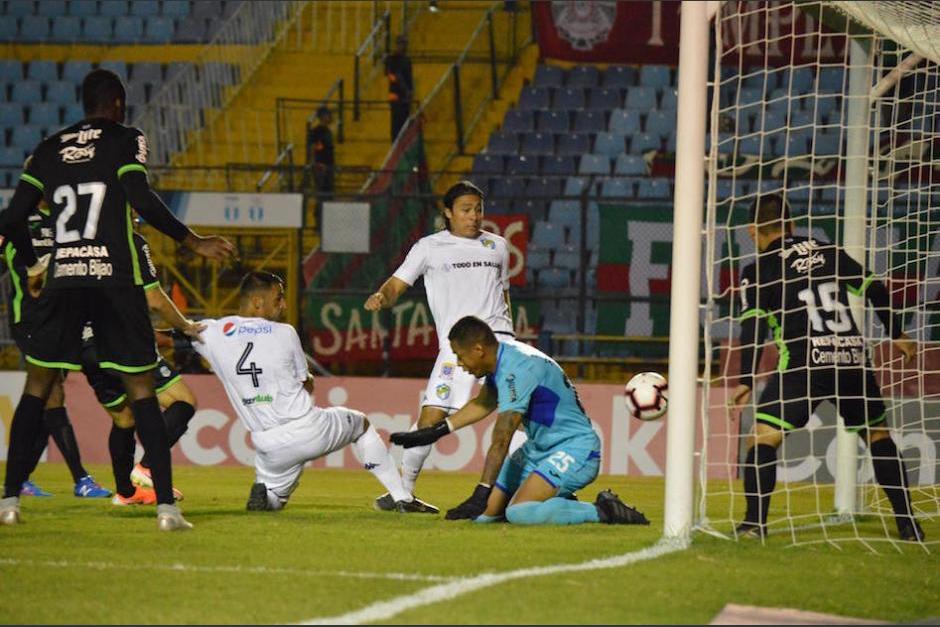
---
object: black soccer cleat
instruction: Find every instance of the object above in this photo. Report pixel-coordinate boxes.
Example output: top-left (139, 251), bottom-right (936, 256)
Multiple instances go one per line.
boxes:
top-left (246, 482), bottom-right (271, 511)
top-left (897, 517), bottom-right (926, 542)
top-left (374, 493), bottom-right (396, 512)
top-left (395, 497), bottom-right (440, 514)
top-left (594, 489), bottom-right (650, 525)
top-left (734, 520), bottom-right (767, 540)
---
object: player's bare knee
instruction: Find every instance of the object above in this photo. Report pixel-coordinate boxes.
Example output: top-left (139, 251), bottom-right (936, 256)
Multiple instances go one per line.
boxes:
top-left (24, 364), bottom-right (60, 400)
top-left (111, 408), bottom-right (135, 429)
top-left (120, 371), bottom-right (156, 403)
top-left (44, 376), bottom-right (66, 409)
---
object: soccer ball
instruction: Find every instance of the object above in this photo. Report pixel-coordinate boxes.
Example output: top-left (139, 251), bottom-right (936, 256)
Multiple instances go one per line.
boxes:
top-left (624, 372), bottom-right (668, 421)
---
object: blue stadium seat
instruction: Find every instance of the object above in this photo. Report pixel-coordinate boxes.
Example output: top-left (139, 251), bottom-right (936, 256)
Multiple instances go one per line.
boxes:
top-left (789, 109), bottom-right (814, 129)
top-left (742, 69), bottom-right (770, 92)
top-left (624, 85), bottom-right (657, 110)
top-left (779, 67), bottom-right (814, 93)
top-left (548, 200), bottom-right (580, 227)
top-left (0, 16), bottom-right (15, 39)
top-left (81, 15), bottom-right (112, 41)
top-left (99, 0), bottom-right (128, 16)
top-left (492, 176), bottom-right (526, 199)
top-left (143, 15), bottom-right (174, 42)
top-left (536, 110), bottom-right (568, 133)
top-left (483, 197), bottom-right (511, 215)
top-left (62, 103), bottom-right (84, 124)
top-left (503, 109), bottom-right (533, 133)
top-left (521, 132), bottom-right (554, 156)
top-left (50, 14), bottom-right (81, 39)
top-left (812, 133), bottom-right (841, 157)
top-left (164, 61), bottom-right (189, 81)
top-left (37, 0), bottom-right (66, 15)
top-left (472, 153), bottom-right (503, 176)
top-left (173, 15), bottom-right (205, 42)
top-left (578, 153), bottom-right (609, 175)
top-left (592, 132), bottom-right (625, 158)
top-left (816, 66), bottom-right (844, 92)
top-left (603, 65), bottom-right (636, 88)
top-left (131, 0), bottom-right (160, 16)
top-left (614, 154), bottom-right (646, 176)
top-left (12, 124), bottom-right (42, 149)
top-left (505, 154), bottom-right (538, 176)
top-left (29, 102), bottom-right (60, 127)
top-left (98, 59), bottom-right (127, 79)
top-left (737, 87), bottom-right (763, 107)
top-left (162, 0), bottom-right (191, 17)
top-left (637, 178), bottom-right (671, 199)
top-left (11, 80), bottom-right (41, 103)
top-left (526, 176), bottom-right (561, 198)
top-left (533, 64), bottom-right (565, 88)
top-left (59, 61), bottom-right (91, 85)
top-left (564, 176), bottom-right (589, 197)
top-left (630, 132), bottom-right (661, 154)
top-left (639, 64), bottom-right (671, 88)
top-left (573, 110), bottom-right (605, 133)
top-left (67, 0), bottom-right (98, 15)
top-left (587, 87), bottom-right (620, 110)
top-left (26, 60), bottom-right (58, 82)
top-left (659, 88), bottom-right (677, 110)
top-left (0, 145), bottom-right (24, 166)
top-left (556, 132), bottom-right (590, 156)
top-left (818, 185), bottom-right (838, 204)
top-left (607, 108), bottom-right (640, 134)
top-left (131, 61), bottom-right (163, 84)
top-left (20, 15), bottom-right (50, 41)
top-left (517, 198), bottom-right (547, 222)
top-left (538, 268), bottom-right (572, 291)
top-left (532, 221), bottom-right (565, 248)
top-left (645, 110), bottom-right (674, 136)
top-left (554, 87), bottom-right (584, 110)
top-left (193, 0), bottom-right (222, 19)
top-left (125, 81), bottom-right (147, 105)
top-left (526, 243), bottom-right (551, 271)
top-left (541, 155), bottom-right (575, 176)
top-left (517, 86), bottom-right (551, 110)
top-left (567, 65), bottom-right (599, 88)
top-left (113, 15), bottom-right (143, 42)
top-left (664, 132), bottom-right (676, 153)
top-left (0, 103), bottom-right (24, 127)
top-left (6, 1), bottom-right (35, 17)
top-left (553, 244), bottom-right (580, 269)
top-left (737, 135), bottom-right (764, 156)
top-left (45, 80), bottom-right (77, 104)
top-left (755, 109), bottom-right (787, 132)
top-left (600, 178), bottom-right (634, 198)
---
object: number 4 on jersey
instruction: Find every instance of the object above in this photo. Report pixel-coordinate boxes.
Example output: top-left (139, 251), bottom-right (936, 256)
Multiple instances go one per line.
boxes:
top-left (236, 342), bottom-right (263, 387)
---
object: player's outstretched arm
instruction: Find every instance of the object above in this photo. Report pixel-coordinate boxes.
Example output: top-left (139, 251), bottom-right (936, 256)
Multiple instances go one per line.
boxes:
top-left (390, 384), bottom-right (498, 448)
top-left (145, 285), bottom-right (205, 339)
top-left (364, 276), bottom-right (408, 311)
top-left (182, 232), bottom-right (237, 263)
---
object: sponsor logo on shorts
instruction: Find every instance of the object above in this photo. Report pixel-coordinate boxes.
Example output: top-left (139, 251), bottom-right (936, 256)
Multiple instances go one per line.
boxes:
top-left (441, 362), bottom-right (456, 380)
top-left (435, 384), bottom-right (451, 400)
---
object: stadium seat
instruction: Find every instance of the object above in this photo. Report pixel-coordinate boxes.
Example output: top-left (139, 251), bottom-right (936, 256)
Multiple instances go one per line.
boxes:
top-left (554, 87), bottom-right (584, 110)
top-left (607, 108), bottom-right (640, 134)
top-left (639, 64), bottom-right (671, 88)
top-left (630, 132), bottom-right (661, 154)
top-left (113, 16), bottom-right (143, 43)
top-left (664, 132), bottom-right (677, 153)
top-left (503, 109), bottom-right (533, 133)
top-left (755, 108), bottom-right (787, 132)
top-left (97, 60), bottom-right (127, 79)
top-left (600, 178), bottom-right (634, 198)
top-left (592, 132), bottom-right (625, 158)
top-left (812, 133), bottom-right (841, 157)
top-left (0, 16), bottom-right (15, 39)
top-left (779, 67), bottom-right (814, 93)
top-left (0, 145), bottom-right (24, 166)
top-left (587, 87), bottom-right (620, 110)
top-left (532, 110), bottom-right (565, 133)
top-left (564, 176), bottom-right (590, 197)
top-left (0, 103), bottom-right (24, 127)
top-left (737, 135), bottom-right (763, 157)
top-left (533, 65), bottom-right (565, 88)
top-left (12, 124), bottom-right (42, 149)
top-left (62, 102), bottom-right (83, 124)
top-left (538, 268), bottom-right (572, 291)
top-left (11, 80), bottom-right (41, 104)
top-left (52, 13), bottom-right (82, 39)
top-left (37, 0), bottom-right (66, 15)
top-left (573, 110), bottom-right (605, 133)
top-left (20, 15), bottom-right (50, 41)
top-left (162, 0), bottom-right (191, 17)
top-left (659, 88), bottom-right (677, 110)
top-left (517, 198), bottom-right (547, 222)
top-left (517, 86), bottom-right (551, 110)
top-left (553, 244), bottom-right (580, 269)
top-left (526, 243), bottom-right (551, 271)
top-left (624, 85), bottom-right (657, 111)
top-left (99, 0), bottom-right (128, 16)
top-left (614, 154), bottom-right (646, 176)
top-left (532, 221), bottom-right (565, 249)
top-left (645, 110), bottom-right (674, 137)
top-left (567, 65), bottom-right (599, 88)
top-left (505, 154), bottom-right (538, 176)
top-left (29, 102), bottom-right (60, 127)
top-left (483, 197), bottom-right (511, 215)
top-left (521, 132), bottom-right (554, 156)
top-left (143, 16), bottom-right (174, 42)
top-left (26, 60), bottom-right (58, 83)
top-left (492, 176), bottom-right (526, 199)
top-left (578, 153), bottom-right (609, 175)
top-left (193, 0), bottom-right (223, 19)
top-left (6, 1), bottom-right (35, 17)
top-left (131, 0), bottom-right (160, 16)
top-left (789, 109), bottom-right (814, 129)
top-left (526, 176), bottom-right (561, 198)
top-left (67, 0), bottom-right (98, 15)
top-left (61, 60), bottom-right (92, 84)
top-left (125, 81), bottom-right (147, 105)
top-left (173, 15), bottom-right (206, 42)
top-left (816, 66), bottom-right (845, 92)
top-left (131, 61), bottom-right (163, 85)
top-left (603, 65), bottom-right (636, 88)
top-left (556, 132), bottom-right (590, 156)
top-left (81, 15), bottom-right (112, 41)
top-left (45, 80), bottom-right (76, 104)
top-left (472, 153), bottom-right (503, 176)
top-left (541, 155), bottom-right (575, 176)
top-left (548, 200), bottom-right (580, 227)
top-left (637, 178), bottom-right (671, 200)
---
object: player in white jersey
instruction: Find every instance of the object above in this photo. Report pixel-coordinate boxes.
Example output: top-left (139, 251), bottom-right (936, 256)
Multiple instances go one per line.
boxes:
top-left (194, 271), bottom-right (437, 514)
top-left (365, 180), bottom-right (525, 518)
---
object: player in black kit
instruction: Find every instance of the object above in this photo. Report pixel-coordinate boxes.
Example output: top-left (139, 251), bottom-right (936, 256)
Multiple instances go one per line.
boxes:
top-left (730, 194), bottom-right (923, 542)
top-left (0, 69), bottom-right (235, 531)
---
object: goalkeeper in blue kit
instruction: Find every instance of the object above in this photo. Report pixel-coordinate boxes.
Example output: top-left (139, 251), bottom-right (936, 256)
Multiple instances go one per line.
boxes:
top-left (391, 315), bottom-right (648, 526)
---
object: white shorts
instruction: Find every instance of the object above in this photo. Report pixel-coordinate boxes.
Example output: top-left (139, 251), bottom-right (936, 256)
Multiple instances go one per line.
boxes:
top-left (421, 344), bottom-right (479, 413)
top-left (249, 406), bottom-right (365, 504)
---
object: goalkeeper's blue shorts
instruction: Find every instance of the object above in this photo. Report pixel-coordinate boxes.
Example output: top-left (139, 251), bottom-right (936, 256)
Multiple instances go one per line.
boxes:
top-left (494, 440), bottom-right (600, 499)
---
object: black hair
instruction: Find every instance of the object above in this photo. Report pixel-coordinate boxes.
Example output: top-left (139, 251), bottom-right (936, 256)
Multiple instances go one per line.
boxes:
top-left (448, 315), bottom-right (498, 348)
top-left (748, 193), bottom-right (791, 233)
top-left (238, 271), bottom-right (284, 302)
top-left (81, 69), bottom-right (126, 116)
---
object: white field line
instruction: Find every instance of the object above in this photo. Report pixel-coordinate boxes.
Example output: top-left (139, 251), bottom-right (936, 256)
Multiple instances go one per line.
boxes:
top-left (0, 557), bottom-right (457, 583)
top-left (300, 540), bottom-right (687, 625)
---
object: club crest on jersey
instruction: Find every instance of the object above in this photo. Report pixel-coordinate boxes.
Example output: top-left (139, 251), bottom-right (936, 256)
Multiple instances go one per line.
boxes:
top-left (159, 365), bottom-right (172, 378)
top-left (435, 384), bottom-right (451, 400)
top-left (441, 363), bottom-right (456, 380)
top-left (223, 322), bottom-right (237, 336)
top-left (480, 238), bottom-right (496, 250)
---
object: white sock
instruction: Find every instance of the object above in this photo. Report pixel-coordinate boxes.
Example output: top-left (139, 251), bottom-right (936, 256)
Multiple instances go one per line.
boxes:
top-left (401, 422), bottom-right (431, 494)
top-left (509, 429), bottom-right (527, 454)
top-left (354, 425), bottom-right (410, 502)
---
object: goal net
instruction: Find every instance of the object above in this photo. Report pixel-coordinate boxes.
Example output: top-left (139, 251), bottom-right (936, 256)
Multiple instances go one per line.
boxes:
top-left (698, 0), bottom-right (940, 548)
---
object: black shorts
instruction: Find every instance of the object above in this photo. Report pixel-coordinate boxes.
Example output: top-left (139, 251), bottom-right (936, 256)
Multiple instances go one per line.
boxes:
top-left (82, 352), bottom-right (182, 408)
top-left (755, 365), bottom-right (887, 433)
top-left (24, 286), bottom-right (158, 372)
top-left (9, 293), bottom-right (41, 354)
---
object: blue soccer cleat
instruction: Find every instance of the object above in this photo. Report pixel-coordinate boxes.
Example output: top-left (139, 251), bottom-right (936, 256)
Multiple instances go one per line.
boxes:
top-left (20, 480), bottom-right (53, 497)
top-left (74, 475), bottom-right (113, 498)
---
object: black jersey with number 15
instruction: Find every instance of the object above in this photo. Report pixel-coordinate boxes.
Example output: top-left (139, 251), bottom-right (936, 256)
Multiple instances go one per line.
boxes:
top-left (18, 118), bottom-right (154, 289)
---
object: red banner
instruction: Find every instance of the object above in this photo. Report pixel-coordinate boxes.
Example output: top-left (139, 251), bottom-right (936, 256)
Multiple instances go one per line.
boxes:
top-left (482, 213), bottom-right (529, 287)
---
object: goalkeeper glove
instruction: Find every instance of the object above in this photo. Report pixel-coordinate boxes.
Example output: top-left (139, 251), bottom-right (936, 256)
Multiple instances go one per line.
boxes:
top-left (389, 419), bottom-right (451, 448)
top-left (445, 483), bottom-right (492, 520)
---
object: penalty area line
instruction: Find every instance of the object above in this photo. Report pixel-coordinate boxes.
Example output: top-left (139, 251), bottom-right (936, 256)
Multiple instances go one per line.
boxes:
top-left (0, 557), bottom-right (456, 582)
top-left (299, 540), bottom-right (687, 625)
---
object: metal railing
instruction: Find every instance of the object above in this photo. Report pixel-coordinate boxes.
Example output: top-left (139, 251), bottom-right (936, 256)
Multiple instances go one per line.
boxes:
top-left (354, 10), bottom-right (392, 120)
top-left (286, 0), bottom-right (419, 53)
top-left (256, 144), bottom-right (295, 192)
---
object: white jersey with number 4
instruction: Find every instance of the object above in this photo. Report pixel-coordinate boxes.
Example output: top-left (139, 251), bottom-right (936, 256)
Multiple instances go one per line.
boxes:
top-left (393, 229), bottom-right (513, 347)
top-left (194, 316), bottom-right (313, 432)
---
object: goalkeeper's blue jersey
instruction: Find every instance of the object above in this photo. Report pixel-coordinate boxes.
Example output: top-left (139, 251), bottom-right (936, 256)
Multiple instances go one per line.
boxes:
top-left (485, 338), bottom-right (599, 459)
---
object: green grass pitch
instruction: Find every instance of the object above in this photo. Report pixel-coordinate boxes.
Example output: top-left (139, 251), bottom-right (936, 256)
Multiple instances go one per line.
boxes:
top-left (1, 462), bottom-right (938, 624)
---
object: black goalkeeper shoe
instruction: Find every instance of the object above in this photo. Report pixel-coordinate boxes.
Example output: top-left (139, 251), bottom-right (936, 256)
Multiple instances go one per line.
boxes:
top-left (897, 517), bottom-right (925, 542)
top-left (594, 489), bottom-right (650, 525)
top-left (395, 497), bottom-right (440, 514)
top-left (374, 493), bottom-right (396, 512)
top-left (246, 483), bottom-right (271, 511)
top-left (734, 520), bottom-right (767, 540)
